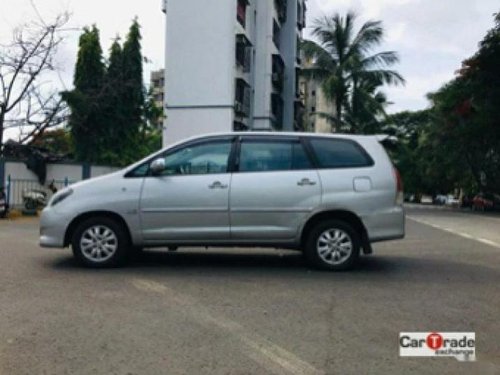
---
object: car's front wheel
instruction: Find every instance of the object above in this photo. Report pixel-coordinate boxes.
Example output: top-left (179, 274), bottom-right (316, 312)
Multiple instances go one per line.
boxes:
top-left (72, 217), bottom-right (129, 268)
top-left (304, 220), bottom-right (360, 271)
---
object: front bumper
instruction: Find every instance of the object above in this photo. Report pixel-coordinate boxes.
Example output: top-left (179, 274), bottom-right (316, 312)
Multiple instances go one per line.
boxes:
top-left (39, 207), bottom-right (69, 248)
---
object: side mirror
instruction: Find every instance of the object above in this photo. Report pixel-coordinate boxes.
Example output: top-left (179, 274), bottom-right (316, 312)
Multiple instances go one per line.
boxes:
top-left (150, 158), bottom-right (166, 175)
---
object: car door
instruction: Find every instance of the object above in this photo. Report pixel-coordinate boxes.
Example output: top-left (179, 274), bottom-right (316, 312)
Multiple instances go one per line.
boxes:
top-left (139, 137), bottom-right (235, 242)
top-left (229, 136), bottom-right (321, 240)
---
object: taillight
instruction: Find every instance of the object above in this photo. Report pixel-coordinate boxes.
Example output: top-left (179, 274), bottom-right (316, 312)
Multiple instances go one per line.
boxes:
top-left (393, 167), bottom-right (404, 205)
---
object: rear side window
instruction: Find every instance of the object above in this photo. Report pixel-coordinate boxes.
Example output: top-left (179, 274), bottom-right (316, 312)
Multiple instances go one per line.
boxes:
top-left (239, 140), bottom-right (312, 172)
top-left (309, 138), bottom-right (373, 168)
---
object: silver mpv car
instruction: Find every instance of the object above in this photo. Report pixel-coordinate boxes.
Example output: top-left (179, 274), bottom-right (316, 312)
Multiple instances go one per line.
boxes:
top-left (40, 133), bottom-right (405, 270)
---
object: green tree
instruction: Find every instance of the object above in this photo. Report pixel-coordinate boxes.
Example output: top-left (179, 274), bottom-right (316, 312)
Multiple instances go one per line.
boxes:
top-left (30, 128), bottom-right (73, 156)
top-left (425, 12), bottom-right (500, 193)
top-left (63, 19), bottom-right (152, 166)
top-left (301, 11), bottom-right (404, 133)
top-left (62, 25), bottom-right (106, 163)
top-left (120, 19), bottom-right (144, 162)
top-left (99, 38), bottom-right (125, 165)
top-left (138, 88), bottom-right (164, 156)
top-left (383, 110), bottom-right (431, 194)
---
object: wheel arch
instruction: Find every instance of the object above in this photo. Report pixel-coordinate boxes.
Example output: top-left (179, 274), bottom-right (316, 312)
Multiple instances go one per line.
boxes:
top-left (64, 210), bottom-right (132, 247)
top-left (300, 209), bottom-right (372, 254)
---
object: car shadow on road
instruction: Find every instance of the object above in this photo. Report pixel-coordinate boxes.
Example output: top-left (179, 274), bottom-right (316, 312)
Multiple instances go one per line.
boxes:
top-left (46, 249), bottom-right (407, 276)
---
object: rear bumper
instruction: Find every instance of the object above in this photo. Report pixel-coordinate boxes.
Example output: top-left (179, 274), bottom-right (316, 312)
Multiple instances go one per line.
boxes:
top-left (362, 205), bottom-right (405, 242)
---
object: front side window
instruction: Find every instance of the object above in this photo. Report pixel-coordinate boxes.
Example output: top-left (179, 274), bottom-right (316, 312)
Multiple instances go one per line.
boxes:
top-left (239, 140), bottom-right (312, 172)
top-left (309, 138), bottom-right (373, 168)
top-left (158, 141), bottom-right (232, 176)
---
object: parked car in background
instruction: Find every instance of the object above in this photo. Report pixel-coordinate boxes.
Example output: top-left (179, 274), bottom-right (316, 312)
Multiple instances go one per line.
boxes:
top-left (461, 194), bottom-right (474, 208)
top-left (433, 194), bottom-right (460, 206)
top-left (404, 193), bottom-right (414, 203)
top-left (433, 194), bottom-right (447, 205)
top-left (445, 195), bottom-right (461, 206)
top-left (472, 193), bottom-right (500, 211)
top-left (420, 195), bottom-right (433, 204)
top-left (39, 132), bottom-right (405, 271)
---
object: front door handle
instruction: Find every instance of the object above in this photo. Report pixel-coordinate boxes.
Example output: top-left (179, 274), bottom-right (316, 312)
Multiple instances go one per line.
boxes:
top-left (208, 181), bottom-right (228, 189)
top-left (297, 178), bottom-right (317, 186)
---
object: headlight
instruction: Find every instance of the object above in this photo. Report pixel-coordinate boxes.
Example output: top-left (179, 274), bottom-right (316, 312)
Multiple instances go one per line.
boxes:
top-left (50, 188), bottom-right (73, 207)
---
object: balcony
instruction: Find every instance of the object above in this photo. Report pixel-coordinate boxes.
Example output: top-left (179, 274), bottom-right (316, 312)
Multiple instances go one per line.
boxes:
top-left (236, 34), bottom-right (252, 73)
top-left (294, 67), bottom-right (302, 98)
top-left (235, 78), bottom-right (251, 118)
top-left (294, 99), bottom-right (305, 131)
top-left (237, 0), bottom-right (249, 28)
top-left (271, 93), bottom-right (284, 129)
top-left (273, 21), bottom-right (281, 49)
top-left (272, 54), bottom-right (285, 92)
top-left (233, 121), bottom-right (249, 131)
top-left (297, 1), bottom-right (305, 30)
top-left (275, 0), bottom-right (287, 23)
top-left (296, 36), bottom-right (302, 65)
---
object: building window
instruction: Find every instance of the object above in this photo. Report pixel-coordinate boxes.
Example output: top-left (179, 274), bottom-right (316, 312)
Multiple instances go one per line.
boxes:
top-left (237, 0), bottom-right (248, 28)
top-left (311, 90), bottom-right (316, 97)
top-left (311, 106), bottom-right (316, 113)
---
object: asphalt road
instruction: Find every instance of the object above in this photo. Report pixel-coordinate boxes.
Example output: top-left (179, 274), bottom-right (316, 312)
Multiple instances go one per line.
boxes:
top-left (0, 206), bottom-right (499, 375)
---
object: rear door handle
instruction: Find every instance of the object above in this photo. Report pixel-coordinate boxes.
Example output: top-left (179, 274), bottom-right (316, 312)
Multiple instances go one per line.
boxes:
top-left (297, 178), bottom-right (317, 186)
top-left (209, 181), bottom-right (228, 189)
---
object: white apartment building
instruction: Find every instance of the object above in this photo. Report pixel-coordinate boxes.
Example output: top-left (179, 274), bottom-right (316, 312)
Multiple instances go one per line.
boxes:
top-left (162, 0), bottom-right (307, 146)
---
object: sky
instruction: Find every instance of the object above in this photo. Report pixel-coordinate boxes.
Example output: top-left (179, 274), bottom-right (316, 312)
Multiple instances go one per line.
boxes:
top-left (1, 0), bottom-right (499, 121)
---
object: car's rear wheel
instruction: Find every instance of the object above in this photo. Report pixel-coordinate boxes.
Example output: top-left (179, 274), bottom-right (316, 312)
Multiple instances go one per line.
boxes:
top-left (72, 217), bottom-right (129, 268)
top-left (304, 220), bottom-right (360, 271)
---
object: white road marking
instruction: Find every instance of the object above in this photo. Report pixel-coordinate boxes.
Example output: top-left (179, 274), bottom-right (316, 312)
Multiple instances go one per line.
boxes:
top-left (132, 279), bottom-right (323, 375)
top-left (407, 216), bottom-right (500, 249)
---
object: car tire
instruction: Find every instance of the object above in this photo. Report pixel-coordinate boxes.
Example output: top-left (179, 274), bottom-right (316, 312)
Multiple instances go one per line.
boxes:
top-left (72, 216), bottom-right (130, 268)
top-left (304, 220), bottom-right (360, 271)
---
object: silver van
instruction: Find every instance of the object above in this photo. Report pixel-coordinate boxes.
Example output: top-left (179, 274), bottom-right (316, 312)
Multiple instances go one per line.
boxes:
top-left (40, 133), bottom-right (405, 270)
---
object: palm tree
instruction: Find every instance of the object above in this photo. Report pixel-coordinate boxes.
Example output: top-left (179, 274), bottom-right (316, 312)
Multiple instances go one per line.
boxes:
top-left (302, 11), bottom-right (404, 133)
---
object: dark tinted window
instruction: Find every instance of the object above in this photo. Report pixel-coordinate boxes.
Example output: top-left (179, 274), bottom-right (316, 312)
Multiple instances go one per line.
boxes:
top-left (309, 138), bottom-right (373, 168)
top-left (239, 140), bottom-right (312, 172)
